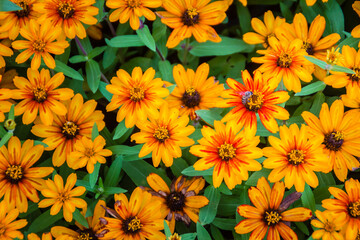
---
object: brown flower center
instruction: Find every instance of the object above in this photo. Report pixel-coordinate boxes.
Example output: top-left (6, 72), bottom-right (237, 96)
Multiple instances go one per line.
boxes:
top-left (277, 53), bottom-right (293, 68)
top-left (84, 148), bottom-right (95, 158)
top-left (33, 87), bottom-right (47, 103)
top-left (287, 149), bottom-right (305, 165)
top-left (349, 200), bottom-right (360, 218)
top-left (324, 131), bottom-right (344, 152)
top-left (62, 121), bottom-right (79, 139)
top-left (15, 0), bottom-right (31, 18)
top-left (264, 210), bottom-right (282, 226)
top-left (183, 8), bottom-right (199, 26)
top-left (32, 40), bottom-right (46, 52)
top-left (122, 216), bottom-right (142, 234)
top-left (126, 0), bottom-right (141, 8)
top-left (129, 87), bottom-right (145, 102)
top-left (324, 220), bottom-right (336, 232)
top-left (153, 126), bottom-right (169, 143)
top-left (349, 68), bottom-right (360, 82)
top-left (77, 229), bottom-right (97, 240)
top-left (242, 91), bottom-right (264, 112)
top-left (182, 87), bottom-right (201, 108)
top-left (166, 192), bottom-right (185, 212)
top-left (57, 192), bottom-right (70, 202)
top-left (302, 41), bottom-right (314, 55)
top-left (5, 165), bottom-right (23, 183)
top-left (58, 2), bottom-right (75, 19)
top-left (218, 143), bottom-right (236, 161)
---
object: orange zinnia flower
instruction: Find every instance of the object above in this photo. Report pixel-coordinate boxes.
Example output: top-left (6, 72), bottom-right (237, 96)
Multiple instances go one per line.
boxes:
top-left (0, 86), bottom-right (12, 122)
top-left (0, 136), bottom-right (54, 213)
top-left (311, 210), bottom-right (345, 240)
top-left (106, 67), bottom-right (169, 128)
top-left (106, 0), bottom-right (162, 30)
top-left (33, 0), bottom-right (98, 39)
top-left (190, 121), bottom-right (263, 190)
top-left (252, 38), bottom-right (312, 93)
top-left (0, 42), bottom-right (13, 68)
top-left (38, 173), bottom-right (87, 222)
top-left (352, 1), bottom-right (360, 42)
top-left (156, 0), bottom-right (227, 48)
top-left (27, 233), bottom-right (53, 240)
top-left (0, 201), bottom-right (28, 240)
top-left (31, 93), bottom-right (105, 167)
top-left (235, 177), bottom-right (313, 240)
top-left (12, 20), bottom-right (69, 69)
top-left (11, 68), bottom-right (74, 125)
top-left (221, 70), bottom-right (289, 137)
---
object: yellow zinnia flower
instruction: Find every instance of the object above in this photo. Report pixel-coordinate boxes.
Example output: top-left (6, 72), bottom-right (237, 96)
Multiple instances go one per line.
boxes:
top-left (0, 86), bottom-right (12, 122)
top-left (12, 20), bottom-right (69, 69)
top-left (11, 68), bottom-right (74, 125)
top-left (0, 136), bottom-right (54, 213)
top-left (31, 93), bottom-right (105, 167)
top-left (27, 233), bottom-right (53, 240)
top-left (38, 173), bottom-right (87, 222)
top-left (263, 124), bottom-right (331, 192)
top-left (235, 177), bottom-right (313, 239)
top-left (100, 187), bottom-right (165, 240)
top-left (252, 38), bottom-right (312, 93)
top-left (67, 136), bottom-right (112, 173)
top-left (0, 42), bottom-right (13, 68)
top-left (106, 67), bottom-right (169, 128)
top-left (243, 10), bottom-right (285, 48)
top-left (341, 93), bottom-right (360, 118)
top-left (131, 104), bottom-right (195, 167)
top-left (0, 201), bottom-right (28, 240)
top-left (156, 0), bottom-right (227, 48)
top-left (166, 63), bottom-right (225, 120)
top-left (190, 121), bottom-right (263, 190)
top-left (33, 0), bottom-right (98, 39)
top-left (144, 174), bottom-right (208, 233)
top-left (352, 1), bottom-right (360, 43)
top-left (106, 0), bottom-right (162, 30)
top-left (311, 210), bottom-right (345, 240)
top-left (302, 100), bottom-right (360, 182)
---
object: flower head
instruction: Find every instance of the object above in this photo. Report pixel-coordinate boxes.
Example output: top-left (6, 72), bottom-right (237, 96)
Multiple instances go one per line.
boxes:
top-left (190, 121), bottom-right (263, 189)
top-left (11, 68), bottom-right (74, 125)
top-left (0, 201), bottom-right (27, 240)
top-left (235, 177), bottom-right (313, 240)
top-left (0, 136), bottom-right (54, 213)
top-left (0, 86), bottom-right (12, 122)
top-left (221, 70), bottom-right (289, 137)
top-left (12, 20), bottom-right (69, 69)
top-left (106, 67), bottom-right (169, 128)
top-left (311, 210), bottom-right (345, 240)
top-left (166, 63), bottom-right (225, 120)
top-left (144, 173), bottom-right (208, 232)
top-left (27, 233), bottom-right (53, 240)
top-left (38, 173), bottom-right (87, 222)
top-left (352, 1), bottom-right (360, 44)
top-left (156, 0), bottom-right (227, 48)
top-left (302, 100), bottom-right (360, 181)
top-left (0, 42), bottom-right (13, 68)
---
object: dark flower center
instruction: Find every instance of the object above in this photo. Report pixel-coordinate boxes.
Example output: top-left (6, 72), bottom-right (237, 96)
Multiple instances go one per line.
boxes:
top-left (242, 91), bottom-right (263, 112)
top-left (77, 229), bottom-right (98, 240)
top-left (277, 53), bottom-right (292, 68)
top-left (15, 1), bottom-right (31, 18)
top-left (218, 143), bottom-right (236, 161)
top-left (183, 8), bottom-right (199, 26)
top-left (33, 87), bottom-right (47, 103)
top-left (122, 216), bottom-right (142, 234)
top-left (130, 87), bottom-right (145, 102)
top-left (349, 200), bottom-right (360, 218)
top-left (264, 210), bottom-right (282, 226)
top-left (153, 126), bottom-right (169, 143)
top-left (287, 149), bottom-right (305, 165)
top-left (32, 40), bottom-right (46, 52)
top-left (182, 87), bottom-right (201, 108)
top-left (349, 68), bottom-right (360, 82)
top-left (324, 220), bottom-right (336, 233)
top-left (302, 41), bottom-right (314, 55)
top-left (5, 165), bottom-right (23, 183)
top-left (58, 2), bottom-right (75, 19)
top-left (62, 121), bottom-right (79, 139)
top-left (166, 192), bottom-right (185, 212)
top-left (324, 131), bottom-right (344, 152)
top-left (127, 0), bottom-right (141, 8)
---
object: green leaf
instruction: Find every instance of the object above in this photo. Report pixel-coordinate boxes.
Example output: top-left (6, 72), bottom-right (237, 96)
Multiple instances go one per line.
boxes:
top-left (103, 186), bottom-right (127, 195)
top-left (181, 233), bottom-right (197, 240)
top-left (181, 166), bottom-right (214, 177)
top-left (158, 60), bottom-right (174, 83)
top-left (105, 35), bottom-right (145, 48)
top-left (210, 225), bottom-right (225, 240)
top-left (104, 155), bottom-right (123, 187)
top-left (190, 37), bottom-right (254, 57)
top-left (103, 46), bottom-right (117, 69)
top-left (199, 186), bottom-right (221, 225)
top-left (322, 0), bottom-right (344, 37)
top-left (136, 25), bottom-right (156, 52)
top-left (310, 92), bottom-right (325, 116)
top-left (86, 59), bottom-right (101, 93)
top-left (196, 109), bottom-right (223, 127)
top-left (331, 65), bottom-right (356, 74)
top-left (92, 123), bottom-right (99, 141)
top-left (88, 46), bottom-right (107, 59)
top-left (54, 60), bottom-right (84, 81)
top-left (164, 220), bottom-right (171, 238)
top-left (295, 221), bottom-right (310, 235)
top-left (170, 157), bottom-right (188, 177)
top-left (236, 2), bottom-right (251, 34)
top-left (338, 36), bottom-right (360, 49)
top-left (304, 55), bottom-right (355, 74)
top-left (69, 55), bottom-right (87, 64)
top-left (212, 218), bottom-right (236, 230)
top-left (301, 184), bottom-right (316, 212)
top-left (0, 132), bottom-right (13, 148)
top-left (107, 145), bottom-right (142, 155)
top-left (0, 0), bottom-right (22, 11)
top-left (167, 84), bottom-right (176, 94)
top-left (196, 222), bottom-right (211, 240)
top-left (294, 81), bottom-right (326, 97)
top-left (89, 162), bottom-right (101, 189)
top-left (113, 120), bottom-right (130, 140)
top-left (73, 208), bottom-right (89, 228)
top-left (76, 179), bottom-right (95, 192)
top-left (8, 104), bottom-right (14, 120)
top-left (245, 169), bottom-right (272, 186)
top-left (28, 209), bottom-right (63, 233)
top-left (99, 82), bottom-right (112, 102)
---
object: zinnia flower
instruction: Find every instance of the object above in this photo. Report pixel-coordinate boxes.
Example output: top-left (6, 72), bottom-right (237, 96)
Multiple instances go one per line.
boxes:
top-left (11, 68), bottom-right (74, 125)
top-left (131, 104), bottom-right (195, 167)
top-left (106, 67), bottom-right (169, 128)
top-left (27, 233), bottom-right (53, 240)
top-left (106, 0), bottom-right (162, 30)
top-left (221, 70), bottom-right (290, 137)
top-left (235, 177), bottom-right (313, 240)
top-left (0, 42), bottom-right (13, 68)
top-left (352, 1), bottom-right (360, 42)
top-left (38, 173), bottom-right (87, 222)
top-left (100, 187), bottom-right (165, 239)
top-left (31, 93), bottom-right (105, 167)
top-left (341, 93), bottom-right (360, 118)
top-left (0, 86), bottom-right (12, 122)
top-left (322, 178), bottom-right (360, 240)
top-left (12, 20), bottom-right (69, 69)
top-left (67, 136), bottom-right (112, 173)
top-left (144, 173), bottom-right (208, 232)
top-left (156, 0), bottom-right (227, 48)
top-left (0, 201), bottom-right (27, 240)
top-left (190, 121), bottom-right (263, 190)
top-left (0, 136), bottom-right (54, 213)
top-left (33, 0), bottom-right (98, 39)
top-left (252, 37), bottom-right (312, 93)
top-left (243, 10), bottom-right (285, 48)
top-left (302, 100), bottom-right (360, 182)
top-left (263, 124), bottom-right (331, 192)
top-left (166, 63), bottom-right (226, 120)
top-left (311, 210), bottom-right (345, 240)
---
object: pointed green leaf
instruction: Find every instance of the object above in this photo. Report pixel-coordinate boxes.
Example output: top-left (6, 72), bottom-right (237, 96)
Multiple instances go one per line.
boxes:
top-left (105, 35), bottom-right (145, 48)
top-left (199, 186), bottom-right (221, 225)
top-left (136, 25), bottom-right (156, 52)
top-left (196, 222), bottom-right (211, 240)
top-left (294, 81), bottom-right (326, 97)
top-left (86, 59), bottom-right (101, 93)
top-left (73, 208), bottom-right (89, 228)
top-left (54, 60), bottom-right (83, 81)
top-left (104, 155), bottom-right (123, 187)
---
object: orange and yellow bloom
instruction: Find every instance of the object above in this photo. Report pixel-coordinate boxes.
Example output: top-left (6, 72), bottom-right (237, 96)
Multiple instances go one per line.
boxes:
top-left (351, 1), bottom-right (360, 41)
top-left (0, 42), bottom-right (13, 68)
top-left (0, 86), bottom-right (12, 122)
top-left (0, 201), bottom-right (28, 240)
top-left (27, 233), bottom-right (53, 240)
top-left (311, 210), bottom-right (345, 240)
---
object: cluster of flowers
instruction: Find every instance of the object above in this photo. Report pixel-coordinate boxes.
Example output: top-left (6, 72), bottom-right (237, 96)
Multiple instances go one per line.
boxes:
top-left (0, 0), bottom-right (360, 240)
